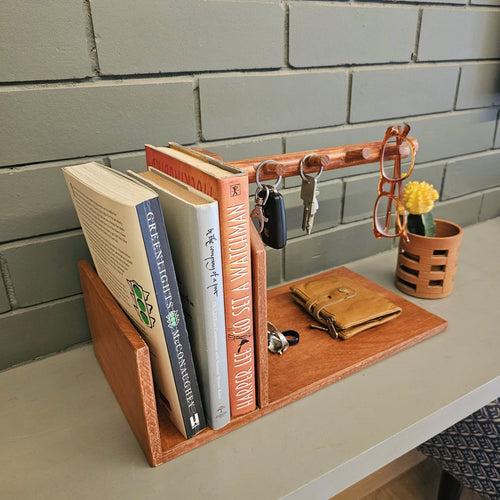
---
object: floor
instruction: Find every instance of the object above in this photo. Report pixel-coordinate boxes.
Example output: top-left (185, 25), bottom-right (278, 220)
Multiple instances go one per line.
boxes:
top-left (364, 459), bottom-right (482, 500)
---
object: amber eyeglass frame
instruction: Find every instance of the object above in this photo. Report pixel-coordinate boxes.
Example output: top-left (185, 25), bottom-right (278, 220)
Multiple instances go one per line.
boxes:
top-left (372, 124), bottom-right (416, 240)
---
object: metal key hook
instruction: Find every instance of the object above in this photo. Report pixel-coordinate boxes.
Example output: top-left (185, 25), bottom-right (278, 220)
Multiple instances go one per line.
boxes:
top-left (254, 183), bottom-right (270, 205)
top-left (299, 154), bottom-right (325, 182)
top-left (255, 160), bottom-right (283, 190)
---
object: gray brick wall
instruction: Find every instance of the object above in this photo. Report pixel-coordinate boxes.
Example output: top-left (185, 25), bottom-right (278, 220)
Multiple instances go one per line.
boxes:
top-left (1, 0), bottom-right (499, 370)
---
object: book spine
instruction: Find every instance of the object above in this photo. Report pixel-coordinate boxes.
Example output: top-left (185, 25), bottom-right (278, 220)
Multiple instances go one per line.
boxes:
top-left (194, 205), bottom-right (230, 429)
top-left (214, 181), bottom-right (256, 417)
top-left (136, 198), bottom-right (206, 437)
top-left (146, 147), bottom-right (256, 417)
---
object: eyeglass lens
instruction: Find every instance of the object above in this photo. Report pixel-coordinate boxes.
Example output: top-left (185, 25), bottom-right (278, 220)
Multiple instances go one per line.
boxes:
top-left (381, 136), bottom-right (414, 181)
top-left (374, 193), bottom-right (405, 237)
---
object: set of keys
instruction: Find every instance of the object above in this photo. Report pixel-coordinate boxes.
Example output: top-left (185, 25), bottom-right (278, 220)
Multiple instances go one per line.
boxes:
top-left (250, 155), bottom-right (326, 249)
top-left (300, 154), bottom-right (324, 235)
top-left (250, 160), bottom-right (287, 250)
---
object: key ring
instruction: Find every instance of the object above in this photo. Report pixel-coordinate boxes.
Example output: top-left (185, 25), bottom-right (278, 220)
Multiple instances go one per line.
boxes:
top-left (255, 160), bottom-right (283, 190)
top-left (299, 154), bottom-right (325, 182)
top-left (282, 330), bottom-right (300, 346)
top-left (254, 184), bottom-right (270, 205)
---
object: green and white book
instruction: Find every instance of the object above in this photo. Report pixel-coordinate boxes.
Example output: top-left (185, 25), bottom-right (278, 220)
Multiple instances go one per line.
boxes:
top-left (130, 167), bottom-right (230, 430)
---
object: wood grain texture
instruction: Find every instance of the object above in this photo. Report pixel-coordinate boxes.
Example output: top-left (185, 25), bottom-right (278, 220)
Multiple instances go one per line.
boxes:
top-left (78, 260), bottom-right (163, 466)
top-left (266, 267), bottom-right (447, 404)
top-left (228, 138), bottom-right (418, 183)
top-left (332, 450), bottom-right (426, 500)
top-left (250, 223), bottom-right (269, 408)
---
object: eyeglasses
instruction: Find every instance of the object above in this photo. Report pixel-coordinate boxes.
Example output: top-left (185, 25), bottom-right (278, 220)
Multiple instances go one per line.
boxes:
top-left (372, 124), bottom-right (416, 240)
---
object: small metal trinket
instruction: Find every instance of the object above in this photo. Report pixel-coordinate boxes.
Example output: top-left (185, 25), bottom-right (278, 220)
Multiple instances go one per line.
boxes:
top-left (267, 322), bottom-right (289, 355)
top-left (267, 322), bottom-right (300, 355)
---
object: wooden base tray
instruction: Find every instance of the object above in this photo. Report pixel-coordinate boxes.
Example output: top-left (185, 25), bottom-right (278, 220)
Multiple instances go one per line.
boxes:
top-left (266, 267), bottom-right (447, 405)
top-left (78, 258), bottom-right (447, 467)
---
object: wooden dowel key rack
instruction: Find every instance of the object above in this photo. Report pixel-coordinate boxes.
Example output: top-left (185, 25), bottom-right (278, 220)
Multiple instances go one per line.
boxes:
top-left (228, 137), bottom-right (419, 183)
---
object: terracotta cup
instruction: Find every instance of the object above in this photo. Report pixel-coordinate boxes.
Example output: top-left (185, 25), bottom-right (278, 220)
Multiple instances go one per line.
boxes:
top-left (395, 219), bottom-right (463, 299)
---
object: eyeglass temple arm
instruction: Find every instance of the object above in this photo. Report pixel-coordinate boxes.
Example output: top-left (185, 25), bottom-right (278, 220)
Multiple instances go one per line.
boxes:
top-left (223, 137), bottom-right (418, 184)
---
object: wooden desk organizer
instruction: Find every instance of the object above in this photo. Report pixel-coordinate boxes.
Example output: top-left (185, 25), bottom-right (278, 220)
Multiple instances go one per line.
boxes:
top-left (78, 136), bottom-right (447, 467)
top-left (79, 232), bottom-right (447, 467)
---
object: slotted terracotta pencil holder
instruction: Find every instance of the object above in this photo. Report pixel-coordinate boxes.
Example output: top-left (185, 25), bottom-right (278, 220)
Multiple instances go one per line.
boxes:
top-left (395, 219), bottom-right (463, 299)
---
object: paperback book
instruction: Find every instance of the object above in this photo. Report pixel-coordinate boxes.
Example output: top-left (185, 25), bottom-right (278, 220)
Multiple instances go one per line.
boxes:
top-left (63, 162), bottom-right (206, 438)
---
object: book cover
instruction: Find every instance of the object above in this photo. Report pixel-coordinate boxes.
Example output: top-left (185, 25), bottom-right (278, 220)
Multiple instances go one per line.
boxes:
top-left (145, 144), bottom-right (256, 417)
top-left (130, 168), bottom-right (230, 429)
top-left (63, 162), bottom-right (206, 438)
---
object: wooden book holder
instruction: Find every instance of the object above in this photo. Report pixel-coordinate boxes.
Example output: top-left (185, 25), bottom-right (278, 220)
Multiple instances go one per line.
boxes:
top-left (78, 137), bottom-right (446, 467)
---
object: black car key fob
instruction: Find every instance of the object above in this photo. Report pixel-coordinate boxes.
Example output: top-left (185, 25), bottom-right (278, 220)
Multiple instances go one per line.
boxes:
top-left (258, 186), bottom-right (287, 249)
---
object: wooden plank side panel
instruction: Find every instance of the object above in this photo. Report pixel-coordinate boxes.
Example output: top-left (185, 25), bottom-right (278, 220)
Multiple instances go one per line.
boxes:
top-left (78, 260), bottom-right (163, 466)
top-left (250, 223), bottom-right (269, 408)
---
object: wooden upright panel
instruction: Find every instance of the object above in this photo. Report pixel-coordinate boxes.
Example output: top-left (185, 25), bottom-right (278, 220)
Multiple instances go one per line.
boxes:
top-left (250, 223), bottom-right (269, 407)
top-left (78, 261), bottom-right (163, 466)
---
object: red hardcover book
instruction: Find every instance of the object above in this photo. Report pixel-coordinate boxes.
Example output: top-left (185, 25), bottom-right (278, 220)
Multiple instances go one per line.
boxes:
top-left (145, 144), bottom-right (256, 417)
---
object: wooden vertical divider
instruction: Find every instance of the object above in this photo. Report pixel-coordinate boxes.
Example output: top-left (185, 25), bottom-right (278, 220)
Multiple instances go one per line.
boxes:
top-left (79, 260), bottom-right (163, 466)
top-left (250, 223), bottom-right (269, 408)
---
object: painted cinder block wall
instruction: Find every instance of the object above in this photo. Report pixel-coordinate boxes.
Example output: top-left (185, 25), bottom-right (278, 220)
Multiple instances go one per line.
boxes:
top-left (0, 0), bottom-right (499, 370)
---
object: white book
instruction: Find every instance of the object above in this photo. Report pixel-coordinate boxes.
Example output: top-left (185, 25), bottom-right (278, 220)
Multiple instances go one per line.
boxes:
top-left (130, 167), bottom-right (230, 429)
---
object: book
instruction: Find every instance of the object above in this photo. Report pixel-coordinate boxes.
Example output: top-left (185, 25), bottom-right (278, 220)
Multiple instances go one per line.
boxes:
top-left (129, 167), bottom-right (230, 429)
top-left (63, 162), bottom-right (206, 438)
top-left (145, 144), bottom-right (256, 417)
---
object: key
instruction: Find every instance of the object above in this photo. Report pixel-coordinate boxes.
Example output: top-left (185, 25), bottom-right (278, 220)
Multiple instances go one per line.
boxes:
top-left (261, 187), bottom-right (287, 249)
top-left (250, 186), bottom-right (270, 234)
top-left (301, 176), bottom-right (319, 234)
top-left (307, 195), bottom-right (319, 234)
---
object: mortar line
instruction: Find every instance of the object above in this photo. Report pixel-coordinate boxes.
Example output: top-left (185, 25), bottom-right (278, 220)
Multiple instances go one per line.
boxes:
top-left (1, 105), bottom-right (495, 171)
top-left (492, 109), bottom-right (500, 148)
top-left (293, 0), bottom-right (500, 7)
top-left (439, 162), bottom-right (448, 199)
top-left (0, 339), bottom-right (91, 375)
top-left (0, 255), bottom-right (18, 309)
top-left (412, 8), bottom-right (424, 63)
top-left (82, 0), bottom-right (101, 76)
top-left (3, 59), bottom-right (500, 88)
top-left (453, 67), bottom-right (462, 110)
top-left (284, 2), bottom-right (290, 68)
top-left (340, 178), bottom-right (347, 223)
top-left (0, 227), bottom-right (83, 246)
top-left (193, 79), bottom-right (203, 142)
top-left (346, 71), bottom-right (353, 124)
top-left (0, 108), bottom-right (495, 171)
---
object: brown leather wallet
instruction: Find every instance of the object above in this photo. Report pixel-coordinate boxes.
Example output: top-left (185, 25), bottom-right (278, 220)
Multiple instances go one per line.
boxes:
top-left (290, 275), bottom-right (401, 339)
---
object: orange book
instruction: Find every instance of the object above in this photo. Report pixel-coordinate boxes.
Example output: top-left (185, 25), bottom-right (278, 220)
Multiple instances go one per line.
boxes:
top-left (145, 144), bottom-right (256, 417)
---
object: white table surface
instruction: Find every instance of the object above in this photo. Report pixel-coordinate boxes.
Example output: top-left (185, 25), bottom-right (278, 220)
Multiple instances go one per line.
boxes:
top-left (1, 218), bottom-right (499, 500)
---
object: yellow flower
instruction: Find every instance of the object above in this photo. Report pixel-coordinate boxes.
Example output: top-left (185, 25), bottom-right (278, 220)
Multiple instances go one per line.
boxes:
top-left (402, 181), bottom-right (439, 215)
